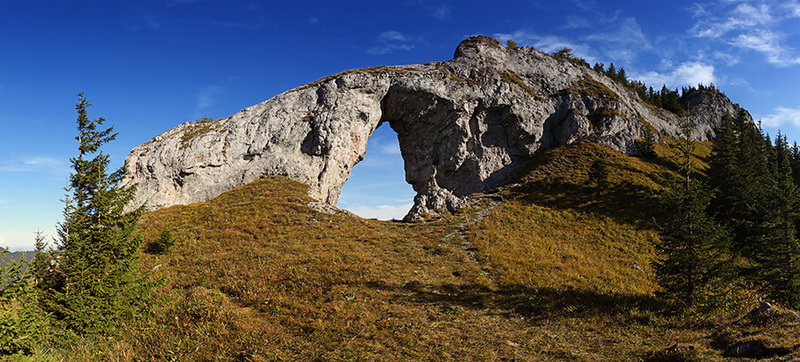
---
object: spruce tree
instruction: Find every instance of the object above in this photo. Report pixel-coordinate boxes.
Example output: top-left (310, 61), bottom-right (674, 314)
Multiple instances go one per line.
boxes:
top-left (36, 93), bottom-right (148, 335)
top-left (0, 249), bottom-right (34, 355)
top-left (635, 126), bottom-right (658, 159)
top-left (606, 63), bottom-right (616, 78)
top-left (655, 121), bottom-right (733, 308)
top-left (707, 114), bottom-right (800, 307)
top-left (656, 178), bottom-right (732, 307)
top-left (708, 110), bottom-right (771, 259)
top-left (790, 142), bottom-right (800, 186)
top-left (0, 234), bottom-right (49, 355)
top-left (707, 114), bottom-right (739, 223)
top-left (616, 67), bottom-right (628, 85)
top-left (755, 134), bottom-right (800, 307)
top-left (588, 159), bottom-right (610, 192)
top-left (731, 110), bottom-right (771, 257)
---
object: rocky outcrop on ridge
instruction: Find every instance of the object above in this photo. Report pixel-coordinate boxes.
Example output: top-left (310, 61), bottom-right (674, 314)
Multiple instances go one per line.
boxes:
top-left (124, 36), bottom-right (750, 219)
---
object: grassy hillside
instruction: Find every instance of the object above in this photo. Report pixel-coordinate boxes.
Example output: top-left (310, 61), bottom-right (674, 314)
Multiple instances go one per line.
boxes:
top-left (52, 141), bottom-right (798, 360)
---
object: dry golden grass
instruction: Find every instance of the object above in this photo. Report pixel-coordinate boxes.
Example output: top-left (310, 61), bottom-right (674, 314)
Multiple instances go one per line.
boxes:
top-left (560, 77), bottom-right (620, 100)
top-left (114, 177), bottom-right (540, 360)
top-left (471, 202), bottom-right (659, 295)
top-left (43, 141), bottom-right (799, 361)
top-left (464, 140), bottom-right (799, 360)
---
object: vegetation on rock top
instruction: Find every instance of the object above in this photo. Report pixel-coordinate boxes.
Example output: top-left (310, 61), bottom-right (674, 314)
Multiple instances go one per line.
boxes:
top-left (180, 116), bottom-right (224, 150)
top-left (544, 45), bottom-right (723, 115)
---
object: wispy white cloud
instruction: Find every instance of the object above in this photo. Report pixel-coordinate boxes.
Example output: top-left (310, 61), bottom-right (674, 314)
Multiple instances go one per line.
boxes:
top-left (343, 203), bottom-right (413, 220)
top-left (430, 5), bottom-right (451, 20)
top-left (379, 142), bottom-right (401, 155)
top-left (739, 3), bottom-right (774, 23)
top-left (196, 85), bottom-right (221, 110)
top-left (0, 156), bottom-right (66, 174)
top-left (379, 31), bottom-right (408, 42)
top-left (493, 31), bottom-right (598, 64)
top-left (761, 107), bottom-right (800, 127)
top-left (785, 1), bottom-right (800, 17)
top-left (571, 0), bottom-right (598, 12)
top-left (636, 61), bottom-right (716, 88)
top-left (691, 1), bottom-right (800, 66)
top-left (368, 136), bottom-right (401, 155)
top-left (693, 3), bottom-right (771, 38)
top-left (729, 31), bottom-right (800, 65)
top-left (712, 50), bottom-right (741, 66)
top-left (591, 17), bottom-right (653, 64)
top-left (586, 17), bottom-right (651, 50)
top-left (367, 31), bottom-right (415, 55)
top-left (24, 157), bottom-right (61, 167)
top-left (563, 15), bottom-right (590, 29)
top-left (495, 15), bottom-right (651, 65)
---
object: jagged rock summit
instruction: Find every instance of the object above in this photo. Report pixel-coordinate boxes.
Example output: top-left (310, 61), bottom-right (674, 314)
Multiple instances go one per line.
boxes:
top-left (125, 36), bottom-right (747, 219)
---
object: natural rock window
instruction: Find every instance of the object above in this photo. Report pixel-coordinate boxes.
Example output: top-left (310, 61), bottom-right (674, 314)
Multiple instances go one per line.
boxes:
top-left (337, 122), bottom-right (415, 220)
top-left (125, 36), bottom-right (745, 220)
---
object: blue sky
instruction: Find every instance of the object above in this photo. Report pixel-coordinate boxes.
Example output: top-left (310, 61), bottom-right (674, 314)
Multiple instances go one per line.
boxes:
top-left (2, 0), bottom-right (800, 250)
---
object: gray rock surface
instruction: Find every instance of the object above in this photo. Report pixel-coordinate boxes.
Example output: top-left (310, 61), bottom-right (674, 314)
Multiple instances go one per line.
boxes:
top-left (124, 36), bottom-right (751, 219)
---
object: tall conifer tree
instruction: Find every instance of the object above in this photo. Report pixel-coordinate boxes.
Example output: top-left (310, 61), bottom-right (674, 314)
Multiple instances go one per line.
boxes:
top-left (36, 93), bottom-right (148, 334)
top-left (708, 114), bottom-right (738, 221)
top-left (655, 121), bottom-right (733, 308)
top-left (715, 110), bottom-right (771, 257)
top-left (755, 134), bottom-right (800, 307)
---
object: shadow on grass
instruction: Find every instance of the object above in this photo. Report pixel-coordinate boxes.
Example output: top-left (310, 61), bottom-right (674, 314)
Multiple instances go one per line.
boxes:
top-left (366, 280), bottom-right (673, 322)
top-left (511, 180), bottom-right (665, 228)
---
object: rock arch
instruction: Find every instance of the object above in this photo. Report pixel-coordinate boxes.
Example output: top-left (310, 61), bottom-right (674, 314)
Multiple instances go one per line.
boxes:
top-left (336, 121), bottom-right (413, 219)
top-left (125, 36), bottom-right (743, 219)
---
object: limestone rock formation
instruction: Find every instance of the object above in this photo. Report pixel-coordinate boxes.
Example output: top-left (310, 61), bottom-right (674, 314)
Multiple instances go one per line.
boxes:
top-left (125, 36), bottom-right (750, 219)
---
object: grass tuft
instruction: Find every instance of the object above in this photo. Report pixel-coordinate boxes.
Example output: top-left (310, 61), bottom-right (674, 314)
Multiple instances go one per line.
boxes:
top-left (179, 117), bottom-right (224, 149)
top-left (560, 77), bottom-right (620, 100)
top-left (291, 65), bottom-right (421, 92)
top-left (499, 70), bottom-right (544, 100)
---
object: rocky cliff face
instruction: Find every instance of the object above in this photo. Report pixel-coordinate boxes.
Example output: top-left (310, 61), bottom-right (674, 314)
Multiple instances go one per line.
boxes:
top-left (125, 36), bottom-right (750, 219)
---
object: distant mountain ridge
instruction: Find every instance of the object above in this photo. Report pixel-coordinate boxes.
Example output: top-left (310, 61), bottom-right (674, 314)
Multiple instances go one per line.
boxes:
top-left (0, 251), bottom-right (33, 268)
top-left (124, 35), bottom-right (750, 219)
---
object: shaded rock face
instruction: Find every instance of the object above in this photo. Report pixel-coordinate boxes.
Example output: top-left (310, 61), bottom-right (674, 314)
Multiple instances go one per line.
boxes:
top-left (125, 36), bottom-right (750, 219)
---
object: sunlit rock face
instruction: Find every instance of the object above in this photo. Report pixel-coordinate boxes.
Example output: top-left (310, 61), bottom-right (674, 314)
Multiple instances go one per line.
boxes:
top-left (124, 36), bottom-right (750, 219)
